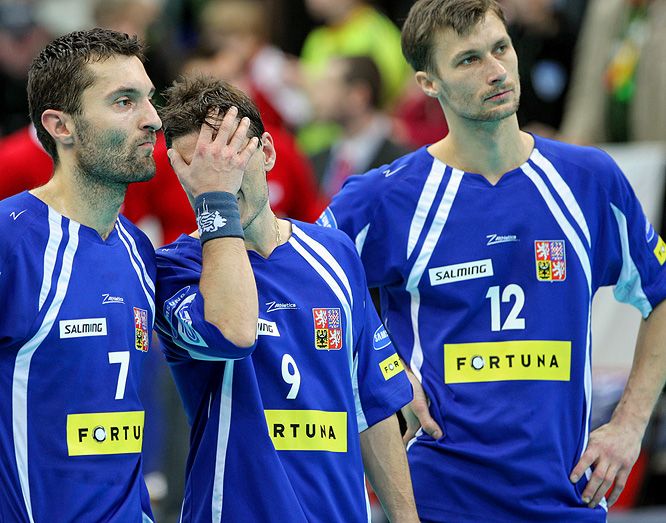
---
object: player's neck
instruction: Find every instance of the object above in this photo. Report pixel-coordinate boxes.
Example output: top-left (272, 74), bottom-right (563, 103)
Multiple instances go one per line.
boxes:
top-left (31, 161), bottom-right (126, 240)
top-left (243, 205), bottom-right (290, 258)
top-left (428, 116), bottom-right (534, 185)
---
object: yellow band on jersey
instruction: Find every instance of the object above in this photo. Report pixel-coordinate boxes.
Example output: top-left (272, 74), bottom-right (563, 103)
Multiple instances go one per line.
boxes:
top-left (654, 236), bottom-right (666, 265)
top-left (379, 354), bottom-right (404, 380)
top-left (264, 410), bottom-right (347, 452)
top-left (66, 411), bottom-right (144, 456)
top-left (444, 340), bottom-right (571, 383)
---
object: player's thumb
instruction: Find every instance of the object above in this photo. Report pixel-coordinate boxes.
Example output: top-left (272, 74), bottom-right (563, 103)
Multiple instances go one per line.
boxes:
top-left (167, 148), bottom-right (187, 176)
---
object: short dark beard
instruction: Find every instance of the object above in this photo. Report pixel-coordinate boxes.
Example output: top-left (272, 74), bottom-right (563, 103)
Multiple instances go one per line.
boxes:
top-left (74, 114), bottom-right (156, 186)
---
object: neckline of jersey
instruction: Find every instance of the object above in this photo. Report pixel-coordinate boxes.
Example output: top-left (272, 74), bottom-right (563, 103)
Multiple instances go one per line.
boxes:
top-left (176, 219), bottom-right (294, 262)
top-left (423, 135), bottom-right (538, 188)
top-left (25, 190), bottom-right (120, 245)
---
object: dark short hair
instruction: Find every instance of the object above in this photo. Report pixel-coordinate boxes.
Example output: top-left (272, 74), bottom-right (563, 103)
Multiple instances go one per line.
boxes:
top-left (401, 0), bottom-right (506, 73)
top-left (337, 55), bottom-right (382, 109)
top-left (27, 28), bottom-right (145, 163)
top-left (159, 76), bottom-right (265, 149)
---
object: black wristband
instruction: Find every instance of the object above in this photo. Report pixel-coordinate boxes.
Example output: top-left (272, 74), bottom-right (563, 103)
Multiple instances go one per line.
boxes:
top-left (194, 191), bottom-right (244, 244)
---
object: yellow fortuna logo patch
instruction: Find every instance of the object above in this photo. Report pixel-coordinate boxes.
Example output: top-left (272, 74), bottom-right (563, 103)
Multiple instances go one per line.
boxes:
top-left (654, 236), bottom-right (666, 265)
top-left (265, 410), bottom-right (347, 452)
top-left (379, 354), bottom-right (404, 380)
top-left (67, 411), bottom-right (144, 456)
top-left (444, 340), bottom-right (571, 383)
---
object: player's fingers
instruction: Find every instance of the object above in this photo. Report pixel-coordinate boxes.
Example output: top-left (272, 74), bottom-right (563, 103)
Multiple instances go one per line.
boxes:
top-left (606, 468), bottom-right (629, 507)
top-left (235, 136), bottom-right (259, 168)
top-left (214, 106), bottom-right (238, 145)
top-left (227, 116), bottom-right (251, 153)
top-left (420, 418), bottom-right (443, 440)
top-left (589, 463), bottom-right (618, 507)
top-left (409, 399), bottom-right (442, 439)
top-left (197, 107), bottom-right (219, 145)
top-left (581, 461), bottom-right (608, 505)
top-left (402, 423), bottom-right (417, 444)
top-left (167, 148), bottom-right (188, 177)
top-left (570, 446), bottom-right (597, 484)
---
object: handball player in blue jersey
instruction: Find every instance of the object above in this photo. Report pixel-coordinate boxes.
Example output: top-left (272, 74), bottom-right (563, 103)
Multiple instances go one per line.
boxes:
top-left (318, 0), bottom-right (666, 521)
top-left (154, 76), bottom-right (418, 523)
top-left (0, 29), bottom-right (160, 521)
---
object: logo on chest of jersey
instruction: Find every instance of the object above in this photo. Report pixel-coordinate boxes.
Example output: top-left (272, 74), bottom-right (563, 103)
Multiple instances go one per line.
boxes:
top-left (486, 233), bottom-right (519, 246)
top-left (264, 410), bottom-right (347, 452)
top-left (429, 259), bottom-right (494, 286)
top-left (379, 354), bottom-right (404, 380)
top-left (59, 318), bottom-right (107, 338)
top-left (535, 240), bottom-right (566, 281)
top-left (444, 340), bottom-right (571, 383)
top-left (133, 307), bottom-right (149, 351)
top-left (257, 318), bottom-right (281, 337)
top-left (102, 293), bottom-right (125, 305)
top-left (66, 411), bottom-right (144, 456)
top-left (265, 301), bottom-right (297, 313)
top-left (313, 308), bottom-right (343, 350)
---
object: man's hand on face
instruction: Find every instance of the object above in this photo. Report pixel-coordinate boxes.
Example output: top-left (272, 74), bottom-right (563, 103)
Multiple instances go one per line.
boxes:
top-left (168, 106), bottom-right (259, 199)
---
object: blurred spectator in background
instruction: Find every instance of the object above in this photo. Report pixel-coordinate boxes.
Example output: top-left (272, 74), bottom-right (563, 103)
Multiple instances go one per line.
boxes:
top-left (501, 0), bottom-right (583, 136)
top-left (560, 0), bottom-right (666, 144)
top-left (299, 0), bottom-right (410, 154)
top-left (310, 55), bottom-right (412, 201)
top-left (0, 2), bottom-right (53, 137)
top-left (93, 0), bottom-right (178, 103)
top-left (301, 0), bottom-right (409, 106)
top-left (196, 0), bottom-right (311, 129)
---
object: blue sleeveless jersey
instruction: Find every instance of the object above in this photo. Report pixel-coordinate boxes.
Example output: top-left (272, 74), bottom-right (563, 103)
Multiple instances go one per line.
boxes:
top-left (155, 220), bottom-right (412, 523)
top-left (0, 192), bottom-right (155, 522)
top-left (319, 135), bottom-right (666, 522)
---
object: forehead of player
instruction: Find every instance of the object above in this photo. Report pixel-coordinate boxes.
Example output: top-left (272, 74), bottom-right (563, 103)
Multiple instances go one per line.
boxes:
top-left (83, 55), bottom-right (155, 107)
top-left (433, 11), bottom-right (511, 70)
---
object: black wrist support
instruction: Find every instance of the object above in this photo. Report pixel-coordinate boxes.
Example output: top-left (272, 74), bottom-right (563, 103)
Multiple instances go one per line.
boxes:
top-left (194, 191), bottom-right (244, 244)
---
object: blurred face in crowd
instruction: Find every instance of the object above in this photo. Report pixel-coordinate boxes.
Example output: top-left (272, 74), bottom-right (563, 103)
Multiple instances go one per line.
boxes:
top-left (72, 55), bottom-right (161, 184)
top-left (304, 0), bottom-right (359, 22)
top-left (172, 128), bottom-right (276, 229)
top-left (312, 59), bottom-right (352, 125)
top-left (417, 10), bottom-right (520, 124)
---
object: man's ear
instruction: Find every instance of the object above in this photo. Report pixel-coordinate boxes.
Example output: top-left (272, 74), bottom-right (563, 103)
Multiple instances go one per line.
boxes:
top-left (41, 109), bottom-right (75, 146)
top-left (415, 71), bottom-right (440, 98)
top-left (260, 131), bottom-right (276, 172)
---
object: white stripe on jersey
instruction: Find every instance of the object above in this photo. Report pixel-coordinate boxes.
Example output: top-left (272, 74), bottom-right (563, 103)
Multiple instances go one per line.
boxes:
top-left (13, 218), bottom-right (79, 522)
top-left (532, 148), bottom-right (592, 247)
top-left (289, 235), bottom-right (354, 372)
top-left (212, 360), bottom-right (234, 523)
top-left (406, 168), bottom-right (464, 381)
top-left (116, 220), bottom-right (156, 323)
top-left (38, 207), bottom-right (63, 311)
top-left (292, 224), bottom-right (353, 307)
top-left (407, 159), bottom-right (447, 259)
top-left (116, 219), bottom-right (156, 294)
top-left (354, 224), bottom-right (370, 257)
top-left (521, 163), bottom-right (595, 476)
top-left (351, 353), bottom-right (369, 432)
top-left (610, 203), bottom-right (652, 316)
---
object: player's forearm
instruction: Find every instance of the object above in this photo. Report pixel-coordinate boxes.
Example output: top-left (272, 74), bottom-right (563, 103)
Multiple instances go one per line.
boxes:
top-left (200, 237), bottom-right (258, 347)
top-left (610, 299), bottom-right (666, 434)
top-left (360, 414), bottom-right (419, 523)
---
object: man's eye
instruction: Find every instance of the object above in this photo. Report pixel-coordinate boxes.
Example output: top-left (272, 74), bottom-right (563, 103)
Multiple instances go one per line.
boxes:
top-left (116, 98), bottom-right (132, 107)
